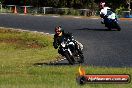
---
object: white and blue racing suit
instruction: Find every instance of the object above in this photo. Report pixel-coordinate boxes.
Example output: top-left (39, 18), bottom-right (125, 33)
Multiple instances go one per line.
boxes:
top-left (100, 7), bottom-right (116, 22)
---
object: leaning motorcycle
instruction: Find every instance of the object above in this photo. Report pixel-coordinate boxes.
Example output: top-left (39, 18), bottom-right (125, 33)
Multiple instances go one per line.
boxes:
top-left (60, 38), bottom-right (84, 65)
top-left (101, 15), bottom-right (121, 31)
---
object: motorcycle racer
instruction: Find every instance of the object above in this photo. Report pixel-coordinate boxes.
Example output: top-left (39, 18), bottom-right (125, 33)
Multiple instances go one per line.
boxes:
top-left (100, 2), bottom-right (116, 23)
top-left (99, 2), bottom-right (121, 31)
top-left (53, 26), bottom-right (83, 56)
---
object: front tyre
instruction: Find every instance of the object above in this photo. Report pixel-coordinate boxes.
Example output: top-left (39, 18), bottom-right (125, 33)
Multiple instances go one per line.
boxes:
top-left (78, 54), bottom-right (84, 64)
top-left (64, 52), bottom-right (75, 65)
top-left (107, 27), bottom-right (112, 31)
top-left (105, 23), bottom-right (111, 31)
top-left (116, 23), bottom-right (121, 31)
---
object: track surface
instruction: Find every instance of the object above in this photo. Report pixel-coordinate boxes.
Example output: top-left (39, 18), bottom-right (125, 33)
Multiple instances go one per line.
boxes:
top-left (0, 14), bottom-right (132, 67)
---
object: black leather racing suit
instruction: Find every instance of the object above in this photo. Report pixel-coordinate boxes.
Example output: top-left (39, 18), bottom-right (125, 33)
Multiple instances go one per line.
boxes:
top-left (53, 32), bottom-right (82, 56)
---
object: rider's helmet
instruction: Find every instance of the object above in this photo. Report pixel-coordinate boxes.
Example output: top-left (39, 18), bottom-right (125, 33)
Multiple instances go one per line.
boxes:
top-left (55, 26), bottom-right (63, 36)
top-left (100, 2), bottom-right (106, 8)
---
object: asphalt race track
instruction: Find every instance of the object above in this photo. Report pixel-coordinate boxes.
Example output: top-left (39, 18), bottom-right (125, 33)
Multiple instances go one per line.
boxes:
top-left (0, 14), bottom-right (132, 67)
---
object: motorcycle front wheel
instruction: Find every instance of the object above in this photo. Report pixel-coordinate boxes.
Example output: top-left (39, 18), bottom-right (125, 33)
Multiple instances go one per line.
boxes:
top-left (78, 54), bottom-right (84, 64)
top-left (115, 22), bottom-right (121, 31)
top-left (64, 52), bottom-right (75, 65)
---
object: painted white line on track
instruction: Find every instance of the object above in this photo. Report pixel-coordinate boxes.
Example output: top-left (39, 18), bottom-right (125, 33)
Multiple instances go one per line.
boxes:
top-left (39, 32), bottom-right (45, 34)
top-left (74, 17), bottom-right (81, 19)
top-left (46, 33), bottom-right (50, 35)
top-left (52, 16), bottom-right (60, 18)
top-left (33, 31), bottom-right (38, 33)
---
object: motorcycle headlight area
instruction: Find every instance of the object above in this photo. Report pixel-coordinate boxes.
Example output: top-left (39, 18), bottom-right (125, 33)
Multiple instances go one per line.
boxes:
top-left (69, 42), bottom-right (75, 45)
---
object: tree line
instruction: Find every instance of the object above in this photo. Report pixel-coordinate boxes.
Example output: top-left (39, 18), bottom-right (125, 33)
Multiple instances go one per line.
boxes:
top-left (0, 0), bottom-right (131, 10)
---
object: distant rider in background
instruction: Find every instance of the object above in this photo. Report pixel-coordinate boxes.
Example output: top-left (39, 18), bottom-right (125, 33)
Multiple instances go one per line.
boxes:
top-left (99, 2), bottom-right (117, 24)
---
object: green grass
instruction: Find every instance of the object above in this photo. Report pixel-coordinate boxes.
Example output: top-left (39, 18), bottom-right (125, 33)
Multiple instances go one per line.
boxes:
top-left (0, 28), bottom-right (132, 88)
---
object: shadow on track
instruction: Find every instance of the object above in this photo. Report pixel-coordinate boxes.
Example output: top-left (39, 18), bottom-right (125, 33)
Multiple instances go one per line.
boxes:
top-left (33, 62), bottom-right (71, 66)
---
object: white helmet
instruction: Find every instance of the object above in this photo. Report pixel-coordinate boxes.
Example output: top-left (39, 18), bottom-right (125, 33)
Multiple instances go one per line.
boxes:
top-left (100, 2), bottom-right (106, 7)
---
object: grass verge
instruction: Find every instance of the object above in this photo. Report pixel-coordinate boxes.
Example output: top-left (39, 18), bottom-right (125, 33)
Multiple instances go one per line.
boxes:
top-left (0, 27), bottom-right (131, 88)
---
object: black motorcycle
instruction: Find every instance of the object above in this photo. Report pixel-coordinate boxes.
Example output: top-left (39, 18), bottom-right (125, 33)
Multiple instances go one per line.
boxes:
top-left (60, 38), bottom-right (84, 65)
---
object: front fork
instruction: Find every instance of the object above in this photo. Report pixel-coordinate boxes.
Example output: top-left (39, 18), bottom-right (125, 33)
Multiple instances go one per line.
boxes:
top-left (68, 48), bottom-right (73, 56)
